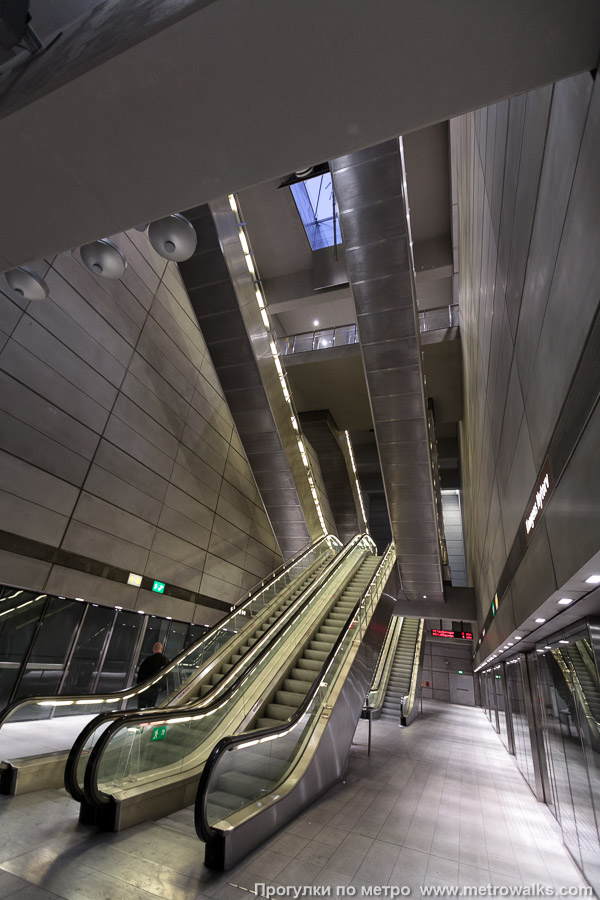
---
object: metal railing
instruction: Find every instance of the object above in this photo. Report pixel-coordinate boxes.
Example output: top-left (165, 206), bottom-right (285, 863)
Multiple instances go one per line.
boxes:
top-left (279, 305), bottom-right (459, 357)
top-left (418, 304), bottom-right (459, 332)
top-left (279, 323), bottom-right (358, 355)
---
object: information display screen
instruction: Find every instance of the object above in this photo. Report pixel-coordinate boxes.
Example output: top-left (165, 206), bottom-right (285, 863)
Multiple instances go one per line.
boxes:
top-left (431, 629), bottom-right (473, 640)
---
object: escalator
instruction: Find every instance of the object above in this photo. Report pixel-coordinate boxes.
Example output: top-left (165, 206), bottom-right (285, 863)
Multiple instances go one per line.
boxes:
top-left (380, 618), bottom-right (422, 723)
top-left (71, 536), bottom-right (393, 833)
top-left (195, 543), bottom-right (398, 870)
top-left (553, 638), bottom-right (600, 744)
top-left (0, 536), bottom-right (339, 795)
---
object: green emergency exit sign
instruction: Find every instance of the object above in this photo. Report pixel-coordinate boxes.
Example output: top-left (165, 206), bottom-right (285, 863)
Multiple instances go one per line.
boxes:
top-left (151, 725), bottom-right (167, 741)
top-left (152, 581), bottom-right (165, 594)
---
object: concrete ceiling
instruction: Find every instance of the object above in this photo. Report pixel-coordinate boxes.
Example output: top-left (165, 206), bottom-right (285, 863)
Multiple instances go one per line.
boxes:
top-left (0, 0), bottom-right (599, 270)
top-left (238, 180), bottom-right (313, 281)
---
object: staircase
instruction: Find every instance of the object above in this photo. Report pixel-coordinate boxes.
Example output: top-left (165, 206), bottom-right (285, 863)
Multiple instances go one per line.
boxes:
top-left (206, 554), bottom-right (381, 821)
top-left (381, 618), bottom-right (420, 721)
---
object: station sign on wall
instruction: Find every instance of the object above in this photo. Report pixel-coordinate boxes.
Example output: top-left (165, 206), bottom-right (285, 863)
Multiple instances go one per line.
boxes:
top-left (522, 458), bottom-right (554, 543)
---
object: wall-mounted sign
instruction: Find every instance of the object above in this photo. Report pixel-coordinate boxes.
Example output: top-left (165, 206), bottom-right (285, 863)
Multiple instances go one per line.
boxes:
top-left (152, 581), bottom-right (166, 594)
top-left (151, 725), bottom-right (167, 741)
top-left (523, 458), bottom-right (554, 543)
top-left (127, 573), bottom-right (142, 587)
top-left (431, 629), bottom-right (473, 640)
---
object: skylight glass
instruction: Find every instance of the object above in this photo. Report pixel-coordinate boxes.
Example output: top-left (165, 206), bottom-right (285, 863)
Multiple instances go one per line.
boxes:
top-left (290, 174), bottom-right (342, 251)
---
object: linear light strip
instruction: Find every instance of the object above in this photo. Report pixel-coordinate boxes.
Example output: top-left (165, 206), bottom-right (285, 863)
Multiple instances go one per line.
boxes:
top-left (345, 430), bottom-right (369, 533)
top-left (228, 194), bottom-right (327, 535)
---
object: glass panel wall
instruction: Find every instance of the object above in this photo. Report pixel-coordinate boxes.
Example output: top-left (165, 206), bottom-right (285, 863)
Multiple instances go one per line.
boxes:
top-left (534, 636), bottom-right (600, 895)
top-left (0, 589), bottom-right (49, 708)
top-left (61, 605), bottom-right (116, 694)
top-left (505, 657), bottom-right (536, 791)
top-left (494, 665), bottom-right (509, 749)
top-left (13, 596), bottom-right (85, 700)
top-left (0, 581), bottom-right (212, 714)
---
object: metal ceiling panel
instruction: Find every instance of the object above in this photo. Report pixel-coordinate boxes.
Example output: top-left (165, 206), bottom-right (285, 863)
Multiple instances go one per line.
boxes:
top-left (331, 139), bottom-right (445, 602)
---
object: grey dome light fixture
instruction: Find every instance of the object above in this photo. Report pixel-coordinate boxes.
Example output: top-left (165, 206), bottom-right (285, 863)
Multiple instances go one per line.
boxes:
top-left (5, 266), bottom-right (49, 301)
top-left (80, 238), bottom-right (127, 279)
top-left (148, 213), bottom-right (197, 262)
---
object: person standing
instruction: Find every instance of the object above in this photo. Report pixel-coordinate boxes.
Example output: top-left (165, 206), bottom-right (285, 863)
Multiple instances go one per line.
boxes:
top-left (136, 642), bottom-right (169, 708)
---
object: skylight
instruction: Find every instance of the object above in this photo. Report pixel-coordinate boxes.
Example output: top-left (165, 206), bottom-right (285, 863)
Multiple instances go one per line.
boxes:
top-left (290, 174), bottom-right (342, 251)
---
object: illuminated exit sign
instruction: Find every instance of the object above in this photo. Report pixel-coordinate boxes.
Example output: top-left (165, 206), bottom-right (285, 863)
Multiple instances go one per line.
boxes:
top-left (152, 581), bottom-right (165, 594)
top-left (431, 629), bottom-right (473, 640)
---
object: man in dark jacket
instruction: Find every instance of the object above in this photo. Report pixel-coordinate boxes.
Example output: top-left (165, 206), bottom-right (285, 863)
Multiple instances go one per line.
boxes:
top-left (136, 642), bottom-right (169, 708)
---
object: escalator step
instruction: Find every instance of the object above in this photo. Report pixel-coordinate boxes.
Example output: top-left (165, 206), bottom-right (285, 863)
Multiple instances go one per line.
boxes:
top-left (311, 639), bottom-right (335, 652)
top-left (231, 654), bottom-right (242, 663)
top-left (275, 690), bottom-right (306, 707)
top-left (222, 663), bottom-right (233, 674)
top-left (209, 790), bottom-right (243, 810)
top-left (305, 649), bottom-right (327, 661)
top-left (219, 771), bottom-right (273, 799)
top-left (211, 673), bottom-right (223, 685)
top-left (257, 717), bottom-right (283, 729)
top-left (284, 678), bottom-right (310, 694)
top-left (296, 659), bottom-right (321, 671)
top-left (291, 667), bottom-right (315, 681)
top-left (266, 703), bottom-right (297, 720)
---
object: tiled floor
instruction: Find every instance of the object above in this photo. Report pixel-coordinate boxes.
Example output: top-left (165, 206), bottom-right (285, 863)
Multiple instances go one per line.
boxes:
top-left (0, 701), bottom-right (592, 899)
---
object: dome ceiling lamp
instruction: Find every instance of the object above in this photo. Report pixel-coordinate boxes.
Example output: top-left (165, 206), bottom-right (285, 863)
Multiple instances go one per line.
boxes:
top-left (148, 213), bottom-right (197, 262)
top-left (4, 265), bottom-right (49, 301)
top-left (80, 238), bottom-right (127, 279)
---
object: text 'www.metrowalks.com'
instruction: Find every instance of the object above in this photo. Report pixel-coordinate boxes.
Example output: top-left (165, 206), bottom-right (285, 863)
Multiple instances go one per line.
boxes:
top-left (254, 885), bottom-right (593, 898)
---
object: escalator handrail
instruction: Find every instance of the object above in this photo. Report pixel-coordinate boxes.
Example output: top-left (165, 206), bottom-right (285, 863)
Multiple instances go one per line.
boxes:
top-left (0, 535), bottom-right (338, 729)
top-left (195, 541), bottom-right (392, 844)
top-left (78, 535), bottom-right (373, 808)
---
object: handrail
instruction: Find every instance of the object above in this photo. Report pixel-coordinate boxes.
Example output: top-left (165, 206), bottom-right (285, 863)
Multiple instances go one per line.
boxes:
top-left (195, 542), bottom-right (393, 843)
top-left (0, 535), bottom-right (337, 729)
top-left (78, 535), bottom-right (373, 808)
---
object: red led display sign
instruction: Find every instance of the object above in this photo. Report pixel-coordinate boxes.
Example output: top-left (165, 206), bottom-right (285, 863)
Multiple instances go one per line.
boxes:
top-left (431, 629), bottom-right (473, 640)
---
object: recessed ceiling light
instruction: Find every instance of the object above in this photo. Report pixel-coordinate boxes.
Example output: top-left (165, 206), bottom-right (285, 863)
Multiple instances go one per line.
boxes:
top-left (558, 598), bottom-right (574, 605)
top-left (535, 617), bottom-right (546, 623)
top-left (544, 646), bottom-right (551, 650)
top-left (585, 575), bottom-right (600, 584)
top-left (559, 639), bottom-right (569, 644)
top-left (537, 649), bottom-right (544, 653)
top-left (313, 320), bottom-right (319, 327)
top-left (514, 636), bottom-right (522, 641)
top-left (507, 642), bottom-right (513, 646)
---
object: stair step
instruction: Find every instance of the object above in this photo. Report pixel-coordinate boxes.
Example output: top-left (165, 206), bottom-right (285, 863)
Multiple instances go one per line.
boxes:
top-left (275, 690), bottom-right (305, 707)
top-left (257, 717), bottom-right (285, 729)
top-left (291, 666), bottom-right (315, 680)
top-left (284, 678), bottom-right (310, 694)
